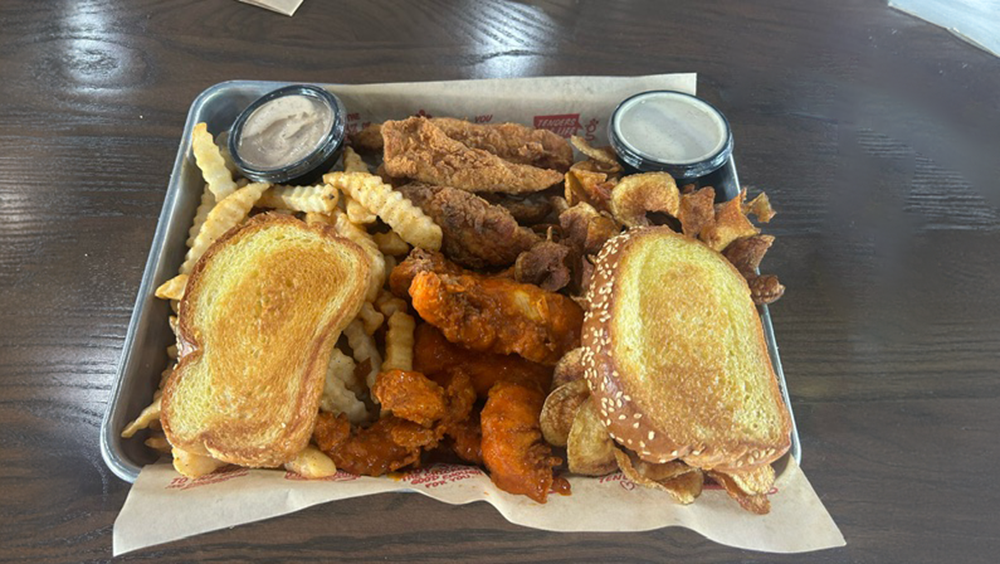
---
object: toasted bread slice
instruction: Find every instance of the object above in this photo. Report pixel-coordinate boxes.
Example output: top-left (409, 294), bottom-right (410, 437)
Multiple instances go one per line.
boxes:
top-left (162, 214), bottom-right (370, 468)
top-left (582, 227), bottom-right (791, 473)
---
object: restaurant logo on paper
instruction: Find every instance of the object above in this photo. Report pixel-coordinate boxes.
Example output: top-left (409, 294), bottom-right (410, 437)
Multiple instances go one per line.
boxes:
top-left (534, 113), bottom-right (583, 138)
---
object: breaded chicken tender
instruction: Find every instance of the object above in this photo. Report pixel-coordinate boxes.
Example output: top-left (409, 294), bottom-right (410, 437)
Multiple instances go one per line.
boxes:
top-left (382, 117), bottom-right (564, 194)
top-left (414, 323), bottom-right (553, 398)
top-left (481, 381), bottom-right (564, 503)
top-left (398, 183), bottom-right (540, 268)
top-left (389, 249), bottom-right (471, 299)
top-left (350, 118), bottom-right (573, 172)
top-left (409, 271), bottom-right (583, 365)
top-left (313, 413), bottom-right (430, 476)
top-left (430, 117), bottom-right (573, 172)
top-left (315, 370), bottom-right (477, 476)
top-left (372, 369), bottom-right (447, 427)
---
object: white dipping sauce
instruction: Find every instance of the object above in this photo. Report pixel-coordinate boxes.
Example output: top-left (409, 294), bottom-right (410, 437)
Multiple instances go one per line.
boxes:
top-left (237, 94), bottom-right (333, 170)
top-left (613, 92), bottom-right (728, 165)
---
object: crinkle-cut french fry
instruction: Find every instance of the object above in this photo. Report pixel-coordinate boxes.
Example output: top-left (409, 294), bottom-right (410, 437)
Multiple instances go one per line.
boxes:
top-left (186, 185), bottom-right (216, 249)
top-left (192, 123), bottom-right (238, 200)
top-left (345, 196), bottom-right (377, 225)
top-left (172, 447), bottom-right (226, 478)
top-left (341, 148), bottom-right (378, 223)
top-left (344, 319), bottom-right (382, 391)
top-left (304, 212), bottom-right (331, 225)
top-left (320, 349), bottom-right (369, 424)
top-left (144, 433), bottom-right (172, 454)
top-left (258, 184), bottom-right (339, 213)
top-left (285, 446), bottom-right (339, 478)
top-left (383, 255), bottom-right (397, 285)
top-left (336, 344), bottom-right (366, 397)
top-left (383, 311), bottom-right (416, 372)
top-left (215, 131), bottom-right (237, 175)
top-left (375, 290), bottom-right (408, 318)
top-left (373, 230), bottom-right (410, 256)
top-left (155, 274), bottom-right (189, 301)
top-left (121, 394), bottom-right (162, 438)
top-left (357, 301), bottom-right (384, 335)
top-left (330, 209), bottom-right (384, 302)
top-left (179, 182), bottom-right (270, 274)
top-left (343, 146), bottom-right (369, 173)
top-left (324, 171), bottom-right (442, 251)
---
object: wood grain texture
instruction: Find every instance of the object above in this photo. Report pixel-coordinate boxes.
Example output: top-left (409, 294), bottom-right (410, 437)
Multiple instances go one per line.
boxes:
top-left (2, 0), bottom-right (999, 561)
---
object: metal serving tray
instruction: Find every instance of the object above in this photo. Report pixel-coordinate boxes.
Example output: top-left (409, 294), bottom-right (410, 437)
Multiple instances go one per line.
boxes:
top-left (100, 79), bottom-right (801, 483)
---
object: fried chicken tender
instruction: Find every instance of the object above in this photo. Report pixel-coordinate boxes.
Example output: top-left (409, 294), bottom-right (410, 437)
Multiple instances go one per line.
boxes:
top-left (350, 123), bottom-right (385, 153)
top-left (430, 117), bottom-right (574, 172)
top-left (350, 119), bottom-right (573, 172)
top-left (409, 271), bottom-right (584, 365)
top-left (432, 369), bottom-right (478, 434)
top-left (414, 323), bottom-right (553, 398)
top-left (382, 117), bottom-right (564, 194)
top-left (514, 241), bottom-right (572, 292)
top-left (446, 413), bottom-right (483, 465)
top-left (481, 381), bottom-right (564, 503)
top-left (313, 413), bottom-right (432, 476)
top-left (397, 183), bottom-right (540, 268)
top-left (315, 370), bottom-right (477, 476)
top-left (481, 193), bottom-right (553, 225)
top-left (389, 248), bottom-right (470, 299)
top-left (372, 369), bottom-right (447, 427)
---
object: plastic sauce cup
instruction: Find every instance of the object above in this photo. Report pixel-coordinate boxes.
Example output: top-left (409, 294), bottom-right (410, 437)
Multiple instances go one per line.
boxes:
top-left (229, 84), bottom-right (347, 186)
top-left (609, 90), bottom-right (739, 201)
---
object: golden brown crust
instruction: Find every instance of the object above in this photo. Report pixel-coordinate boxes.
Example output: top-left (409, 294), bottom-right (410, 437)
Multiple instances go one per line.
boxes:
top-left (430, 117), bottom-right (574, 172)
top-left (162, 214), bottom-right (370, 468)
top-left (396, 182), bottom-right (540, 268)
top-left (581, 227), bottom-right (791, 472)
top-left (382, 117), bottom-right (564, 194)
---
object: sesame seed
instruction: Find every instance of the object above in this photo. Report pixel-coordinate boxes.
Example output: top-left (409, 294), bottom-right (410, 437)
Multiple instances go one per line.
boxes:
top-left (633, 422), bottom-right (639, 429)
top-left (648, 431), bottom-right (655, 440)
top-left (618, 414), bottom-right (626, 420)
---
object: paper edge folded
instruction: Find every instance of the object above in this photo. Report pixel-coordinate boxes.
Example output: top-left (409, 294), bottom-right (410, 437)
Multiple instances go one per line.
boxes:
top-left (115, 458), bottom-right (843, 556)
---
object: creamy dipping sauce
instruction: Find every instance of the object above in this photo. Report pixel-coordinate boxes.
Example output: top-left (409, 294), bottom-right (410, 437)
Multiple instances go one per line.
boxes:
top-left (613, 92), bottom-right (728, 165)
top-left (237, 94), bottom-right (333, 170)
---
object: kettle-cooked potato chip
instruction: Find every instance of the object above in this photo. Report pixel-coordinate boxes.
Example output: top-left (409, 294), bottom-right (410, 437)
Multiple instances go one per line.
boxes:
top-left (567, 399), bottom-right (617, 476)
top-left (540, 379), bottom-right (589, 447)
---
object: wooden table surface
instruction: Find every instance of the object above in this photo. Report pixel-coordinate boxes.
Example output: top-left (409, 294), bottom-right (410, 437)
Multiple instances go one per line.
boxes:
top-left (2, 0), bottom-right (998, 561)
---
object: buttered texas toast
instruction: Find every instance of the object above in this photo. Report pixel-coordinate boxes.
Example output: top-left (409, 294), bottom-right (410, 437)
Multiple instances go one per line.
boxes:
top-left (162, 214), bottom-right (371, 468)
top-left (583, 227), bottom-right (791, 473)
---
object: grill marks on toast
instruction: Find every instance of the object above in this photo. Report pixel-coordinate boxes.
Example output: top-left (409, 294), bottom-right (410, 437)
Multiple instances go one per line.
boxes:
top-left (162, 214), bottom-right (370, 468)
top-left (582, 227), bottom-right (791, 472)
